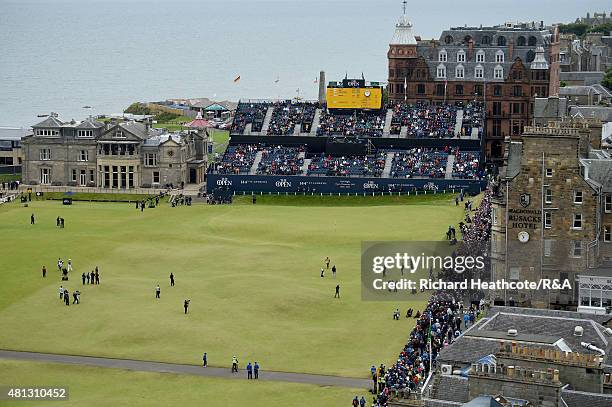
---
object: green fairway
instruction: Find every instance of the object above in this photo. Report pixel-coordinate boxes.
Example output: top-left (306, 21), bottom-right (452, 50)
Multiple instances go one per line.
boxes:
top-left (0, 360), bottom-right (359, 407)
top-left (0, 195), bottom-right (462, 378)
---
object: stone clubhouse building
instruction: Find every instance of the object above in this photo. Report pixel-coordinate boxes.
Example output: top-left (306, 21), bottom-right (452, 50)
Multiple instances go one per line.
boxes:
top-left (21, 114), bottom-right (208, 188)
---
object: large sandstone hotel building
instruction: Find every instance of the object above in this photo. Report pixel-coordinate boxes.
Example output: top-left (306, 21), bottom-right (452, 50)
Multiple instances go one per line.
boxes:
top-left (388, 14), bottom-right (560, 162)
top-left (490, 118), bottom-right (612, 311)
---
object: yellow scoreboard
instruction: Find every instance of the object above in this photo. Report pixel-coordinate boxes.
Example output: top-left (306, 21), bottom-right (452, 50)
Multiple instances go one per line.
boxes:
top-left (326, 87), bottom-right (382, 110)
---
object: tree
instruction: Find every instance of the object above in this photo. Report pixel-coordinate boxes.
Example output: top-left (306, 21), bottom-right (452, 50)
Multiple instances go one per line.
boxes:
top-left (558, 23), bottom-right (589, 37)
top-left (124, 102), bottom-right (151, 115)
top-left (602, 67), bottom-right (612, 91)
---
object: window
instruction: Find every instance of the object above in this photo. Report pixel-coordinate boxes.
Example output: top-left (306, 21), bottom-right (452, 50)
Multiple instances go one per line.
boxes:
top-left (494, 85), bottom-right (502, 96)
top-left (40, 168), bottom-right (50, 184)
top-left (79, 170), bottom-right (87, 186)
top-left (606, 195), bottom-right (612, 213)
top-left (79, 150), bottom-right (88, 162)
top-left (497, 36), bottom-right (506, 46)
top-left (437, 64), bottom-right (446, 78)
top-left (436, 84), bottom-right (445, 96)
top-left (544, 239), bottom-right (552, 257)
top-left (492, 207), bottom-right (498, 225)
top-left (604, 225), bottom-right (611, 242)
top-left (438, 50), bottom-right (447, 62)
top-left (456, 50), bottom-right (466, 63)
top-left (545, 168), bottom-right (553, 177)
top-left (89, 170), bottom-right (94, 183)
top-left (492, 102), bottom-right (502, 115)
top-left (72, 169), bottom-right (77, 182)
top-left (572, 241), bottom-right (583, 257)
top-left (495, 50), bottom-right (505, 63)
top-left (39, 149), bottom-right (51, 160)
top-left (145, 153), bottom-right (158, 167)
top-left (417, 84), bottom-right (425, 94)
top-left (455, 65), bottom-right (464, 79)
top-left (35, 129), bottom-right (59, 137)
top-left (153, 171), bottom-right (160, 184)
top-left (528, 36), bottom-right (537, 46)
top-left (474, 84), bottom-right (483, 95)
top-left (114, 130), bottom-right (125, 138)
top-left (476, 51), bottom-right (485, 63)
top-left (77, 130), bottom-right (93, 138)
top-left (545, 189), bottom-right (552, 204)
top-left (544, 211), bottom-right (552, 228)
top-left (481, 35), bottom-right (491, 45)
top-left (574, 190), bottom-right (583, 204)
top-left (517, 36), bottom-right (526, 46)
top-left (509, 267), bottom-right (520, 281)
top-left (572, 214), bottom-right (582, 230)
top-left (513, 86), bottom-right (522, 97)
top-left (494, 65), bottom-right (504, 79)
top-left (455, 84), bottom-right (464, 95)
top-left (444, 35), bottom-right (453, 45)
top-left (475, 65), bottom-right (484, 79)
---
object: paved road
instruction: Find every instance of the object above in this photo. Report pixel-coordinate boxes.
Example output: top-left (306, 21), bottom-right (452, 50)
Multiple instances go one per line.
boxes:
top-left (0, 350), bottom-right (370, 389)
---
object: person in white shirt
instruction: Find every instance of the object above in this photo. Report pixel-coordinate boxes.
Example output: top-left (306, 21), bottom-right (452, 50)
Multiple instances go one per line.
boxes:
top-left (67, 259), bottom-right (72, 272)
top-left (59, 285), bottom-right (64, 300)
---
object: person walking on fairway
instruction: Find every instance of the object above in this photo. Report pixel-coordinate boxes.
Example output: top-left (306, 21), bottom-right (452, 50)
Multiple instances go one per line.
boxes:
top-left (155, 285), bottom-right (160, 299)
top-left (334, 284), bottom-right (340, 298)
top-left (86, 272), bottom-right (90, 284)
top-left (254, 362), bottom-right (259, 379)
top-left (90, 271), bottom-right (94, 284)
top-left (231, 356), bottom-right (238, 373)
top-left (67, 259), bottom-right (72, 273)
top-left (184, 299), bottom-right (190, 314)
top-left (95, 270), bottom-right (100, 285)
top-left (30, 214), bottom-right (35, 225)
top-left (42, 266), bottom-right (46, 278)
top-left (170, 273), bottom-right (175, 286)
top-left (202, 353), bottom-right (207, 367)
top-left (59, 285), bottom-right (64, 300)
top-left (246, 362), bottom-right (253, 379)
top-left (332, 265), bottom-right (336, 278)
top-left (81, 273), bottom-right (86, 285)
top-left (320, 267), bottom-right (324, 278)
top-left (324, 256), bottom-right (330, 269)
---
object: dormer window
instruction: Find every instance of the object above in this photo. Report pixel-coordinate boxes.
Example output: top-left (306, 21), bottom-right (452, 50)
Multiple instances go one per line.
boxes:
top-left (475, 65), bottom-right (484, 79)
top-left (77, 130), bottom-right (93, 138)
top-left (438, 49), bottom-right (447, 62)
top-left (437, 64), bottom-right (447, 79)
top-left (36, 129), bottom-right (59, 137)
top-left (476, 50), bottom-right (485, 63)
top-left (455, 65), bottom-right (465, 79)
top-left (496, 50), bottom-right (505, 63)
top-left (115, 130), bottom-right (125, 138)
top-left (456, 50), bottom-right (466, 63)
top-left (494, 65), bottom-right (504, 79)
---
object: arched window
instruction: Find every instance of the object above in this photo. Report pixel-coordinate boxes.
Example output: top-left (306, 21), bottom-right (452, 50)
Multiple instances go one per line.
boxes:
top-left (438, 49), bottom-right (447, 62)
top-left (526, 50), bottom-right (535, 63)
top-left (495, 50), bottom-right (505, 63)
top-left (455, 64), bottom-right (465, 79)
top-left (456, 50), bottom-right (466, 63)
top-left (528, 36), bottom-right (537, 46)
top-left (475, 64), bottom-right (484, 79)
top-left (476, 50), bottom-right (485, 63)
top-left (437, 64), bottom-right (447, 79)
top-left (481, 35), bottom-right (491, 45)
top-left (494, 65), bottom-right (504, 79)
top-left (517, 36), bottom-right (526, 46)
top-left (444, 35), bottom-right (454, 45)
top-left (464, 35), bottom-right (472, 44)
top-left (497, 36), bottom-right (506, 46)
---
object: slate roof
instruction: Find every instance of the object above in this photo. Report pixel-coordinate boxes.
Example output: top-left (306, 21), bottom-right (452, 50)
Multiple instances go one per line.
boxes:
top-left (75, 118), bottom-right (104, 129)
top-left (561, 389), bottom-right (612, 407)
top-left (462, 397), bottom-right (504, 407)
top-left (32, 115), bottom-right (63, 128)
top-left (431, 375), bottom-right (469, 403)
top-left (118, 121), bottom-right (149, 139)
top-left (559, 71), bottom-right (604, 85)
top-left (423, 399), bottom-right (462, 407)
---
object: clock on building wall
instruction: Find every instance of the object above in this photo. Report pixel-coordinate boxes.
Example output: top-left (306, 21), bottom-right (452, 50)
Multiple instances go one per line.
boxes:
top-left (518, 231), bottom-right (530, 243)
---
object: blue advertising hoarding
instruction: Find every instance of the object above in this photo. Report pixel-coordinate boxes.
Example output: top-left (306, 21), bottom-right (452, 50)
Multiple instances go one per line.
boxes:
top-left (207, 174), bottom-right (485, 195)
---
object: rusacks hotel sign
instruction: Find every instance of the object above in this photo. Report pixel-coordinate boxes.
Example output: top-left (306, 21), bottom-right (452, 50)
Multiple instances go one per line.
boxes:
top-left (509, 193), bottom-right (541, 230)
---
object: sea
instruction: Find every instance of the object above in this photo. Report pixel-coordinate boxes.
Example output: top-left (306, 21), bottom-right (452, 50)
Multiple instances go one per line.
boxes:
top-left (0, 0), bottom-right (604, 127)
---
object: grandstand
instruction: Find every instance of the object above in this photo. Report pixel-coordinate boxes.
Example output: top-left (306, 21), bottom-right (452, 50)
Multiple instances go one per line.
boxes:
top-left (215, 99), bottom-right (486, 195)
